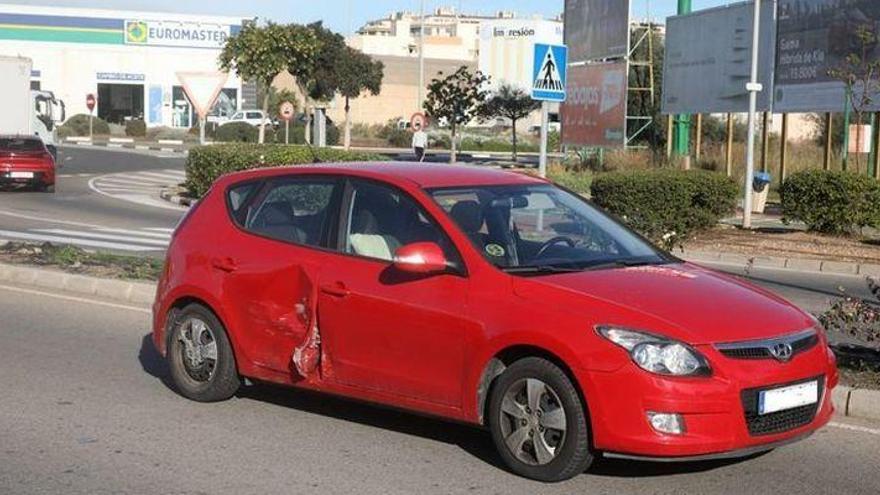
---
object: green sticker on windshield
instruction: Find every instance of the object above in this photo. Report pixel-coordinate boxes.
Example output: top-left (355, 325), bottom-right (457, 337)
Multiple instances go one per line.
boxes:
top-left (485, 244), bottom-right (506, 257)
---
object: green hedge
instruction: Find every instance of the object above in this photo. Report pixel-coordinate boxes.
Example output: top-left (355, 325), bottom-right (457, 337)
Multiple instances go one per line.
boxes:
top-left (780, 170), bottom-right (880, 235)
top-left (185, 144), bottom-right (384, 198)
top-left (58, 114), bottom-right (110, 137)
top-left (125, 119), bottom-right (146, 137)
top-left (591, 169), bottom-right (738, 248)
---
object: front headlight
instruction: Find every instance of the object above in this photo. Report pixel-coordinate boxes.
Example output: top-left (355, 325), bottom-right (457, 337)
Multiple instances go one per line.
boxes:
top-left (597, 326), bottom-right (711, 377)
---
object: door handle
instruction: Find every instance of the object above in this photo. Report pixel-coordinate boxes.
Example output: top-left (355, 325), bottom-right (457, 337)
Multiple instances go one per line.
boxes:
top-left (211, 257), bottom-right (238, 273)
top-left (320, 283), bottom-right (350, 298)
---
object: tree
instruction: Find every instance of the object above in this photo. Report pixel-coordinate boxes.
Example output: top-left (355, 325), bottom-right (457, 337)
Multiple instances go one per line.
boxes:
top-left (219, 22), bottom-right (318, 144)
top-left (336, 47), bottom-right (384, 149)
top-left (290, 22), bottom-right (348, 145)
top-left (828, 25), bottom-right (880, 170)
top-left (423, 66), bottom-right (490, 163)
top-left (480, 84), bottom-right (539, 162)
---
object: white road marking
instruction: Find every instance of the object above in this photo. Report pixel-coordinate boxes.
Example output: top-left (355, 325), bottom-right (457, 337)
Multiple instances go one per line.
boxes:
top-left (33, 229), bottom-right (169, 247)
top-left (0, 284), bottom-right (150, 313)
top-left (0, 209), bottom-right (103, 229)
top-left (144, 228), bottom-right (175, 233)
top-left (88, 170), bottom-right (187, 212)
top-left (829, 422), bottom-right (880, 436)
top-left (96, 227), bottom-right (171, 239)
top-left (0, 229), bottom-right (163, 252)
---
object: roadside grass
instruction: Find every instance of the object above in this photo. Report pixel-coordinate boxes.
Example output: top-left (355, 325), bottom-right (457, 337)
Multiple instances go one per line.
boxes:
top-left (0, 242), bottom-right (163, 281)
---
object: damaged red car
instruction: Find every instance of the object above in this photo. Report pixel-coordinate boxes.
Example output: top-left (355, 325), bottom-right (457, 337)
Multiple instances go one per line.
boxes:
top-left (152, 163), bottom-right (837, 482)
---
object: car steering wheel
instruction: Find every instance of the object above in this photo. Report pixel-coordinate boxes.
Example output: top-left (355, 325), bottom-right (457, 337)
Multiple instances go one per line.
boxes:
top-left (535, 236), bottom-right (577, 259)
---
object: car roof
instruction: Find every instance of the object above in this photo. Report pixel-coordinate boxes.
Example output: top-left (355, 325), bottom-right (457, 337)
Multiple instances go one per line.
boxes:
top-left (219, 162), bottom-right (549, 189)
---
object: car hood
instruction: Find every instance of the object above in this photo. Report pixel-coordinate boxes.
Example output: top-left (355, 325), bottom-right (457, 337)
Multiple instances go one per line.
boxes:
top-left (512, 262), bottom-right (813, 345)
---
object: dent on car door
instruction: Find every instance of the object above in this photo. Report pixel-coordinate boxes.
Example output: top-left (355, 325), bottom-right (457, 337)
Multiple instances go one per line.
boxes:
top-left (219, 177), bottom-right (340, 378)
top-left (317, 179), bottom-right (474, 407)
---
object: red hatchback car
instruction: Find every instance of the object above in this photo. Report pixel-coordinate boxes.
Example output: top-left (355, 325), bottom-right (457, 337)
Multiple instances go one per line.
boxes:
top-left (0, 135), bottom-right (56, 192)
top-left (152, 163), bottom-right (837, 481)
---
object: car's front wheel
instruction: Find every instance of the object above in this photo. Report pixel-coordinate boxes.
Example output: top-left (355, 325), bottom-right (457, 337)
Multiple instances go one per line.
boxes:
top-left (488, 357), bottom-right (593, 482)
top-left (167, 304), bottom-right (240, 402)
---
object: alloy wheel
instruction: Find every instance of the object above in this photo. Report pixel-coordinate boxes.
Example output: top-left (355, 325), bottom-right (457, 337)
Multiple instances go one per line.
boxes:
top-left (498, 378), bottom-right (568, 466)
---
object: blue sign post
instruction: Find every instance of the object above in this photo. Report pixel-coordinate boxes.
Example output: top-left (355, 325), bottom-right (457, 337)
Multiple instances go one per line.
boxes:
top-left (531, 43), bottom-right (568, 177)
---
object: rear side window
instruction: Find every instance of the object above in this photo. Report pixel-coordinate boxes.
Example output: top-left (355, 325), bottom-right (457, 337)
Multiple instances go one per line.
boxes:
top-left (247, 112), bottom-right (262, 119)
top-left (0, 138), bottom-right (44, 152)
top-left (233, 178), bottom-right (338, 247)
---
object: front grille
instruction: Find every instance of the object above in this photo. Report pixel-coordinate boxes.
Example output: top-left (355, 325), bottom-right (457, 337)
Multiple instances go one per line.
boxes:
top-left (716, 329), bottom-right (819, 361)
top-left (740, 377), bottom-right (824, 436)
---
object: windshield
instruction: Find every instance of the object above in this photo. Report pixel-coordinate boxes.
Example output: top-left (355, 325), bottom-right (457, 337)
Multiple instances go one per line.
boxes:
top-left (0, 138), bottom-right (45, 153)
top-left (430, 184), bottom-right (669, 273)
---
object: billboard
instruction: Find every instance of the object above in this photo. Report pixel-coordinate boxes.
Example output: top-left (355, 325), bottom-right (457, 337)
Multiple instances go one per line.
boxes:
top-left (774, 0), bottom-right (880, 112)
top-left (662, 1), bottom-right (777, 115)
top-left (124, 19), bottom-right (231, 49)
top-left (564, 0), bottom-right (630, 63)
top-left (561, 61), bottom-right (627, 148)
top-left (478, 19), bottom-right (563, 92)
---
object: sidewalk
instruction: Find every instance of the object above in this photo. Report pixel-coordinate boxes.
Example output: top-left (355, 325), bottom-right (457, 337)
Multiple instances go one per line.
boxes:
top-left (64, 136), bottom-right (188, 154)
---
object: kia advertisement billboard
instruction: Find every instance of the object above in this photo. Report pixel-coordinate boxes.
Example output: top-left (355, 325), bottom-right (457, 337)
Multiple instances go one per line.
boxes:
top-left (774, 0), bottom-right (880, 112)
top-left (561, 61), bottom-right (627, 148)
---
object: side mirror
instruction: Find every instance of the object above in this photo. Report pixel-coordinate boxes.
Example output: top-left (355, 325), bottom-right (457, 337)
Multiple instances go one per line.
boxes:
top-left (393, 242), bottom-right (448, 275)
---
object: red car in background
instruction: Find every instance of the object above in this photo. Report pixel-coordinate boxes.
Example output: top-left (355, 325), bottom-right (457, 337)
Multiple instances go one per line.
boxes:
top-left (0, 135), bottom-right (55, 192)
top-left (152, 163), bottom-right (837, 482)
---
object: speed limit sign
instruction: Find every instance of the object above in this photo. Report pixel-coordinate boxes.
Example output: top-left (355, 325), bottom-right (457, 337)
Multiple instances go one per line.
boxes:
top-left (279, 101), bottom-right (295, 122)
top-left (410, 112), bottom-right (428, 131)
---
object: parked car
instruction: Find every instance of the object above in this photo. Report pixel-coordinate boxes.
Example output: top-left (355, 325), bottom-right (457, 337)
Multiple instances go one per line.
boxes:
top-left (221, 110), bottom-right (274, 128)
top-left (0, 135), bottom-right (55, 192)
top-left (152, 163), bottom-right (837, 482)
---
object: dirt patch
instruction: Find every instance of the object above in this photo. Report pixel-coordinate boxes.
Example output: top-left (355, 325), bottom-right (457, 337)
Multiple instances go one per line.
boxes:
top-left (0, 242), bottom-right (162, 281)
top-left (685, 225), bottom-right (880, 264)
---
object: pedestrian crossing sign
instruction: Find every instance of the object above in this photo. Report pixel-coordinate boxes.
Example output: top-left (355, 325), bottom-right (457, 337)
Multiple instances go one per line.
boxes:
top-left (532, 43), bottom-right (567, 102)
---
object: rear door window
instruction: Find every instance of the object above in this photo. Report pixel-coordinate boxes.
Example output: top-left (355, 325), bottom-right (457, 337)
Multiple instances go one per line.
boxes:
top-left (233, 178), bottom-right (339, 248)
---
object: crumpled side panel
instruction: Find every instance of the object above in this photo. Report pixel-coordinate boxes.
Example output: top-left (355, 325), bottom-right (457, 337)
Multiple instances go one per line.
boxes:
top-left (292, 268), bottom-right (321, 377)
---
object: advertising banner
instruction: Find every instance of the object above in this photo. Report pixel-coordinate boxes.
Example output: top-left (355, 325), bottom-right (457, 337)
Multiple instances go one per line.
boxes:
top-left (561, 61), bottom-right (627, 148)
top-left (125, 19), bottom-right (231, 49)
top-left (563, 0), bottom-right (630, 63)
top-left (662, 1), bottom-right (776, 114)
top-left (478, 19), bottom-right (563, 91)
top-left (774, 0), bottom-right (880, 112)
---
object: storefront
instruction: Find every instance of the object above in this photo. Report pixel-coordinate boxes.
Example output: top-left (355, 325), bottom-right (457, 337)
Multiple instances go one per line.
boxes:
top-left (0, 4), bottom-right (246, 128)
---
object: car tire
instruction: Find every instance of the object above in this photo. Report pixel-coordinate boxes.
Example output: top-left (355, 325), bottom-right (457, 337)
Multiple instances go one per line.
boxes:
top-left (167, 304), bottom-right (240, 402)
top-left (42, 184), bottom-right (55, 193)
top-left (488, 357), bottom-right (593, 482)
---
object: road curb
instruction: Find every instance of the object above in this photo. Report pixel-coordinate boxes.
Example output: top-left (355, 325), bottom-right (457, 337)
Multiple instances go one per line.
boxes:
top-left (159, 188), bottom-right (195, 207)
top-left (832, 386), bottom-right (880, 423)
top-left (0, 262), bottom-right (156, 306)
top-left (681, 250), bottom-right (876, 277)
top-left (63, 138), bottom-right (188, 154)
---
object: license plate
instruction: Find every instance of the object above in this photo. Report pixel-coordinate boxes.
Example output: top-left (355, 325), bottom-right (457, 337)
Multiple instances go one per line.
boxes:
top-left (9, 171), bottom-right (34, 179)
top-left (759, 380), bottom-right (818, 415)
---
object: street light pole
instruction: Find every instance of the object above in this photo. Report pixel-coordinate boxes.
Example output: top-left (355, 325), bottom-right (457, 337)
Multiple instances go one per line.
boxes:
top-left (743, 0), bottom-right (763, 229)
top-left (417, 0), bottom-right (426, 113)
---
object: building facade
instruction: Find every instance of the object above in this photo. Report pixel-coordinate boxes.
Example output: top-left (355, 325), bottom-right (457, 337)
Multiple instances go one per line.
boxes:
top-left (0, 4), bottom-right (245, 128)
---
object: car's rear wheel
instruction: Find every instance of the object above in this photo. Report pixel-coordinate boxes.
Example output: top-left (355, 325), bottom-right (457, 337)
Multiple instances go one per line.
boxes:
top-left (488, 357), bottom-right (593, 482)
top-left (167, 304), bottom-right (240, 402)
top-left (41, 184), bottom-right (55, 193)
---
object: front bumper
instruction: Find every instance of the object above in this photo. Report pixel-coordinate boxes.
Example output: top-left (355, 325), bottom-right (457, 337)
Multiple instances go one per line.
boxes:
top-left (578, 342), bottom-right (838, 459)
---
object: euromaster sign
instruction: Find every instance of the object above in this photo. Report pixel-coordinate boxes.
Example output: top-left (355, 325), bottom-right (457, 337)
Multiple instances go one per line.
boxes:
top-left (124, 20), bottom-right (230, 48)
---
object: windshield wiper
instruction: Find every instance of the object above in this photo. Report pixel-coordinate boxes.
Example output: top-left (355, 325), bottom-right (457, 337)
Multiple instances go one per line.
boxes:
top-left (581, 258), bottom-right (663, 271)
top-left (502, 264), bottom-right (586, 274)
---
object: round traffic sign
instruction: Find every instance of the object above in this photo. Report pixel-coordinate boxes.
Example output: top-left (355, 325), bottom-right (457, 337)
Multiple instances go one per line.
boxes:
top-left (86, 93), bottom-right (96, 112)
top-left (410, 112), bottom-right (428, 131)
top-left (279, 101), bottom-right (295, 122)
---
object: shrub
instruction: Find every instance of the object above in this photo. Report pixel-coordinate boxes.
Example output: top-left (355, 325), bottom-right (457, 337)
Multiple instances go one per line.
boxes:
top-left (124, 119), bottom-right (147, 137)
top-left (215, 122), bottom-right (265, 143)
top-left (58, 114), bottom-right (110, 137)
top-left (548, 167), bottom-right (592, 195)
top-left (780, 170), bottom-right (880, 235)
top-left (387, 128), bottom-right (413, 148)
top-left (185, 144), bottom-right (384, 198)
top-left (591, 169), bottom-right (739, 248)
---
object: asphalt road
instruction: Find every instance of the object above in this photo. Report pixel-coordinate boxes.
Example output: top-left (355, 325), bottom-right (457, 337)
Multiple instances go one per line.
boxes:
top-left (0, 283), bottom-right (879, 495)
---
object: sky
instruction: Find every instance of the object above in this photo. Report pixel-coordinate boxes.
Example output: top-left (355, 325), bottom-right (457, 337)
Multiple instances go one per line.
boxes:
top-left (8, 0), bottom-right (734, 34)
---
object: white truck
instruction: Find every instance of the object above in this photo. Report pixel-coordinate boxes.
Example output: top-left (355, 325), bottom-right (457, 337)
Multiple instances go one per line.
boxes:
top-left (0, 56), bottom-right (65, 158)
